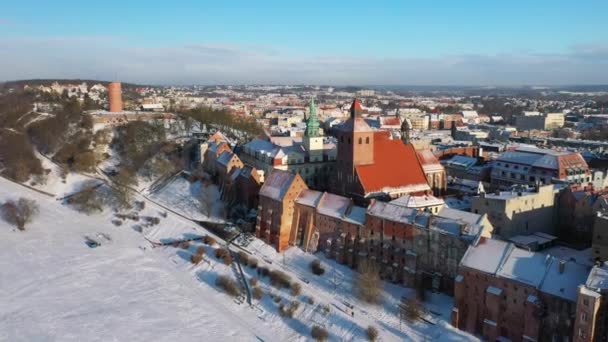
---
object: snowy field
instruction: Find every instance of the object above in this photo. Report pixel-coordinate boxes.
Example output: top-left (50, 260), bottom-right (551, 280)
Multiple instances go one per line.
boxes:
top-left (0, 175), bottom-right (477, 341)
top-left (149, 176), bottom-right (225, 222)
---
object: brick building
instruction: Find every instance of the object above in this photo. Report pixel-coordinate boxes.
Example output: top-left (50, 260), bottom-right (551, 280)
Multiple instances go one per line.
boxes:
top-left (290, 190), bottom-right (366, 254)
top-left (256, 169), bottom-right (308, 252)
top-left (331, 99), bottom-right (431, 204)
top-left (453, 238), bottom-right (589, 341)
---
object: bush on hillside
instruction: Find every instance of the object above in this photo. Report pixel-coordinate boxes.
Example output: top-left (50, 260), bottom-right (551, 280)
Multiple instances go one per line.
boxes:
top-left (311, 325), bottom-right (329, 341)
top-left (216, 275), bottom-right (240, 297)
top-left (1, 197), bottom-right (39, 230)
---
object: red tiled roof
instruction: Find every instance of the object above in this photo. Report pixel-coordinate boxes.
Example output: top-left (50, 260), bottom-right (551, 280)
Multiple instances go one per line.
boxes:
top-left (355, 139), bottom-right (430, 195)
top-left (374, 130), bottom-right (391, 141)
top-left (350, 98), bottom-right (363, 117)
top-left (415, 149), bottom-right (441, 166)
top-left (380, 117), bottom-right (401, 126)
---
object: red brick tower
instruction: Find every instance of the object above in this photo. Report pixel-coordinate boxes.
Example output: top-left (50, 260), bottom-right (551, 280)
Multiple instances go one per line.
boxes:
top-left (107, 82), bottom-right (123, 112)
top-left (333, 98), bottom-right (374, 196)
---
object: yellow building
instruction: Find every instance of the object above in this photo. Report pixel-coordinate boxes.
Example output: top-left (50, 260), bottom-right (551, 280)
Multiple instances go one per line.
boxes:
top-left (471, 184), bottom-right (556, 238)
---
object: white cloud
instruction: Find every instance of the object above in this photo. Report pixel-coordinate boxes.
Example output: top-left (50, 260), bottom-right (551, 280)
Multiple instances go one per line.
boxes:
top-left (1, 37), bottom-right (607, 85)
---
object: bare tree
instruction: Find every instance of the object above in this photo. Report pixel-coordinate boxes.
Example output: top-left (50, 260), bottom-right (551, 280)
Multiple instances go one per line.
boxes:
top-left (355, 260), bottom-right (383, 304)
top-left (112, 169), bottom-right (137, 209)
top-left (67, 180), bottom-right (103, 214)
top-left (1, 198), bottom-right (39, 230)
top-left (198, 182), bottom-right (214, 217)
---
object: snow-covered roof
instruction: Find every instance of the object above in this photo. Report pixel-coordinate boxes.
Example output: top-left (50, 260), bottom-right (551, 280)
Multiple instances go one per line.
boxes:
top-left (461, 238), bottom-right (590, 301)
top-left (317, 193), bottom-right (351, 219)
top-left (344, 206), bottom-right (367, 225)
top-left (586, 263), bottom-right (608, 291)
top-left (216, 151), bottom-right (234, 167)
top-left (390, 194), bottom-right (444, 208)
top-left (259, 169), bottom-right (297, 201)
top-left (295, 189), bottom-right (323, 207)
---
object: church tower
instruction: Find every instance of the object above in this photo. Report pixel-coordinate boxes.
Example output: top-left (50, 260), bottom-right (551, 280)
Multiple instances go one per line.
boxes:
top-left (303, 97), bottom-right (324, 162)
top-left (332, 98), bottom-right (375, 196)
top-left (400, 112), bottom-right (412, 145)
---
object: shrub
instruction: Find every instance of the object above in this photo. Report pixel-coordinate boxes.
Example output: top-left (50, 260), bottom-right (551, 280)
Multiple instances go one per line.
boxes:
top-left (203, 235), bottom-right (217, 245)
top-left (196, 246), bottom-right (205, 255)
top-left (238, 250), bottom-right (249, 264)
top-left (278, 301), bottom-right (299, 318)
top-left (311, 325), bottom-right (329, 341)
top-left (291, 282), bottom-right (302, 296)
top-left (214, 248), bottom-right (232, 265)
top-left (269, 270), bottom-right (292, 289)
top-left (355, 260), bottom-right (383, 304)
top-left (215, 275), bottom-right (240, 297)
top-left (307, 296), bottom-right (315, 305)
top-left (179, 241), bottom-right (191, 249)
top-left (252, 286), bottom-right (264, 300)
top-left (247, 257), bottom-right (258, 268)
top-left (191, 253), bottom-right (204, 264)
top-left (366, 326), bottom-right (379, 341)
top-left (250, 277), bottom-right (258, 287)
top-left (111, 219), bottom-right (123, 226)
top-left (403, 298), bottom-right (424, 322)
top-left (257, 266), bottom-right (270, 277)
top-left (67, 180), bottom-right (104, 214)
top-left (1, 198), bottom-right (39, 230)
top-left (311, 259), bottom-right (325, 275)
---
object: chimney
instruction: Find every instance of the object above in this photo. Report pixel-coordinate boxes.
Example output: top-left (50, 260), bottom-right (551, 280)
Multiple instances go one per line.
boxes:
top-left (559, 260), bottom-right (566, 274)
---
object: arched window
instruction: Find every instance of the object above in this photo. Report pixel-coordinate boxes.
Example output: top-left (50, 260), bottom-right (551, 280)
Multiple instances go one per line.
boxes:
top-left (358, 137), bottom-right (362, 144)
top-left (341, 136), bottom-right (344, 143)
top-left (366, 137), bottom-right (370, 144)
top-left (348, 137), bottom-right (351, 144)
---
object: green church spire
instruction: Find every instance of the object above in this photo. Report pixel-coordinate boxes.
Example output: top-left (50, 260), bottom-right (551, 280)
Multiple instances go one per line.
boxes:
top-left (305, 97), bottom-right (320, 137)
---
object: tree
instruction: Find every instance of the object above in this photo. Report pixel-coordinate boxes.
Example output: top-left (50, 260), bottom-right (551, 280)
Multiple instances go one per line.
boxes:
top-left (1, 198), bottom-right (39, 230)
top-left (355, 260), bottom-right (383, 304)
top-left (112, 169), bottom-right (137, 209)
top-left (311, 325), bottom-right (329, 342)
top-left (366, 326), bottom-right (379, 341)
top-left (67, 180), bottom-right (104, 214)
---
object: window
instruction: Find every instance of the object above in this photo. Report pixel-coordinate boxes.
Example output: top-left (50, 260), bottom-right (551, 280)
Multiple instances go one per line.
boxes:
top-left (366, 137), bottom-right (370, 144)
top-left (341, 136), bottom-right (344, 143)
top-left (582, 312), bottom-right (588, 322)
top-left (358, 137), bottom-right (362, 144)
top-left (583, 298), bottom-right (589, 307)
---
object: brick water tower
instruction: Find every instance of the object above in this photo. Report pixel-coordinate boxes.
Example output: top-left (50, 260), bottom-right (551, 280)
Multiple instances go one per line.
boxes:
top-left (107, 82), bottom-right (123, 112)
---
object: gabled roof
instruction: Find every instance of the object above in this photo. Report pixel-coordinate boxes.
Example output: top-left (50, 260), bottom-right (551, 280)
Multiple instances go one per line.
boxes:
top-left (217, 151), bottom-right (235, 167)
top-left (415, 149), bottom-right (444, 173)
top-left (259, 169), bottom-right (298, 201)
top-left (295, 189), bottom-right (323, 207)
top-left (356, 140), bottom-right (430, 196)
top-left (461, 238), bottom-right (590, 301)
top-left (317, 192), bottom-right (352, 219)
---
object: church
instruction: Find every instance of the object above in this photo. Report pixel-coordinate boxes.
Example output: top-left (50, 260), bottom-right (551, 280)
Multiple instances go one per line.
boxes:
top-left (330, 98), bottom-right (444, 204)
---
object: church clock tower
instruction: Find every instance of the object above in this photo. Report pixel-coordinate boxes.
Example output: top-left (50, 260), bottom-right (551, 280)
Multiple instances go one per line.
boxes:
top-left (303, 97), bottom-right (324, 162)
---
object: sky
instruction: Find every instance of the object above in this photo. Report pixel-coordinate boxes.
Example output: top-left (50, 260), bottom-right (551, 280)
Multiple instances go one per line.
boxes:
top-left (1, 0), bottom-right (607, 85)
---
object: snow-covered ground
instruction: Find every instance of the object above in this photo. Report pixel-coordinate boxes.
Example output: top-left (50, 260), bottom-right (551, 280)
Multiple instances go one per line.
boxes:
top-left (149, 176), bottom-right (225, 222)
top-left (0, 174), bottom-right (477, 341)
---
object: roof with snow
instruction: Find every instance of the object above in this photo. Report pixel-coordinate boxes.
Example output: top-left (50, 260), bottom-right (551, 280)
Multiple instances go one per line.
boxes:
top-left (390, 194), bottom-right (444, 208)
top-left (461, 238), bottom-right (590, 301)
top-left (258, 169), bottom-right (298, 201)
top-left (295, 189), bottom-right (323, 207)
top-left (317, 193), bottom-right (352, 219)
top-left (415, 149), bottom-right (444, 173)
top-left (216, 151), bottom-right (235, 167)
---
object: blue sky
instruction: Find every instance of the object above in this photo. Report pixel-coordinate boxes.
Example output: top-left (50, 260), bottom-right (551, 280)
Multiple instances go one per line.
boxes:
top-left (1, 0), bottom-right (607, 85)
